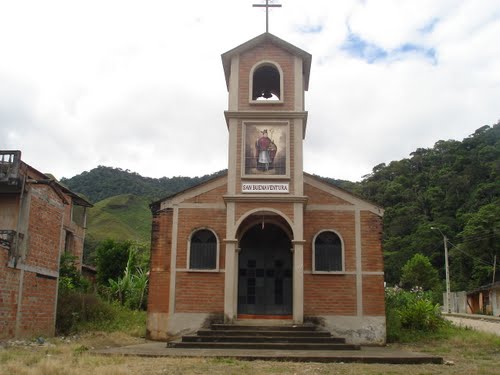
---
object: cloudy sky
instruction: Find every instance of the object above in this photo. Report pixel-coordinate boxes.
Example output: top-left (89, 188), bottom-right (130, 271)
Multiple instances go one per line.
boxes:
top-left (1, 0), bottom-right (499, 182)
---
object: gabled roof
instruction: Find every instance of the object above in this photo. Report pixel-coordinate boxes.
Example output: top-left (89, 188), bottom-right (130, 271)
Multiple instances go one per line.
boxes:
top-left (221, 32), bottom-right (312, 91)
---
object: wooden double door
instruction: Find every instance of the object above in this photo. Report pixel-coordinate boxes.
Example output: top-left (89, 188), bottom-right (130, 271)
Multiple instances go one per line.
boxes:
top-left (237, 223), bottom-right (292, 316)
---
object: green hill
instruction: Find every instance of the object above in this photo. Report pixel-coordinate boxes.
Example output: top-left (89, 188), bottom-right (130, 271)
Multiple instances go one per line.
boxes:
top-left (83, 194), bottom-right (152, 264)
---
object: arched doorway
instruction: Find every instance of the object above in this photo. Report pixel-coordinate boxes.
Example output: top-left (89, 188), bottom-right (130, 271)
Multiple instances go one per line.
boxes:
top-left (238, 222), bottom-right (292, 316)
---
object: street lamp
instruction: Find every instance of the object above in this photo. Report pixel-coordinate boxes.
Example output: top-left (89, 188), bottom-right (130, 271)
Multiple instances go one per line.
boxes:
top-left (431, 226), bottom-right (451, 313)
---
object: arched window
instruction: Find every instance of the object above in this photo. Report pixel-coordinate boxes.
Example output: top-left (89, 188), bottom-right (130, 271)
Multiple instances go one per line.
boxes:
top-left (189, 229), bottom-right (217, 270)
top-left (313, 230), bottom-right (344, 272)
top-left (251, 62), bottom-right (282, 101)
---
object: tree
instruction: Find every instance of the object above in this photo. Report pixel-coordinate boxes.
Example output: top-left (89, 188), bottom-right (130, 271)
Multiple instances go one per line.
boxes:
top-left (456, 201), bottom-right (500, 288)
top-left (95, 239), bottom-right (134, 286)
top-left (400, 253), bottom-right (439, 291)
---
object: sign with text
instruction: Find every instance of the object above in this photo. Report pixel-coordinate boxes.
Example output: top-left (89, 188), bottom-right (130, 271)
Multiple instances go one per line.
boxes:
top-left (242, 183), bottom-right (289, 193)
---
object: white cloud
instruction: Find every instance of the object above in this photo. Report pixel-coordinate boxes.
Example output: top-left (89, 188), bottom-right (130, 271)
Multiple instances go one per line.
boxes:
top-left (0, 0), bottom-right (498, 182)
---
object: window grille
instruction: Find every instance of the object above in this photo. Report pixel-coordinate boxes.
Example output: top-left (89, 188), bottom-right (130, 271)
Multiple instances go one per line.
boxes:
top-left (190, 229), bottom-right (217, 270)
top-left (314, 231), bottom-right (343, 272)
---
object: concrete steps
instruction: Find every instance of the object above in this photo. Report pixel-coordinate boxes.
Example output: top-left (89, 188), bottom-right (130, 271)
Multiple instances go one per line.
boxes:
top-left (167, 323), bottom-right (360, 351)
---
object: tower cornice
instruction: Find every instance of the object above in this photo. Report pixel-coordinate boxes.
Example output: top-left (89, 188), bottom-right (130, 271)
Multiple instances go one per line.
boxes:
top-left (224, 110), bottom-right (308, 134)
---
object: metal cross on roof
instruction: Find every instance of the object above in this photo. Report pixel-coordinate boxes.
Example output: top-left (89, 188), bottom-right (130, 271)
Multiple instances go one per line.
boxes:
top-left (253, 0), bottom-right (282, 33)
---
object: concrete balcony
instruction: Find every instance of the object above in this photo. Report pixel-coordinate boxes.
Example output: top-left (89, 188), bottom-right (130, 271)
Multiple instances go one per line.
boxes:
top-left (0, 229), bottom-right (16, 251)
top-left (0, 150), bottom-right (22, 190)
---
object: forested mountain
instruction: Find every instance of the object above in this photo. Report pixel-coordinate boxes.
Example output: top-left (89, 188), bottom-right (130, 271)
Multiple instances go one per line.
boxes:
top-left (358, 123), bottom-right (499, 290)
top-left (61, 167), bottom-right (228, 203)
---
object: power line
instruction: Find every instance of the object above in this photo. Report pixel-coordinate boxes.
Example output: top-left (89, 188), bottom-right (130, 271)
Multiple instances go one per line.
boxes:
top-left (447, 239), bottom-right (494, 267)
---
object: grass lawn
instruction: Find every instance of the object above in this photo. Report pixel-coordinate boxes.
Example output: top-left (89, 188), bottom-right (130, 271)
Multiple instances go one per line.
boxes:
top-left (1, 326), bottom-right (499, 375)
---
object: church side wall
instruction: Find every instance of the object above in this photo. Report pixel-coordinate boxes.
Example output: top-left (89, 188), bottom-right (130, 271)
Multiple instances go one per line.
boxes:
top-left (361, 211), bottom-right (385, 316)
top-left (147, 208), bottom-right (173, 340)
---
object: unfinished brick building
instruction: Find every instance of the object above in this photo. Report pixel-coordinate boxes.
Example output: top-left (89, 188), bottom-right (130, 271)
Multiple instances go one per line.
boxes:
top-left (0, 150), bottom-right (92, 339)
top-left (147, 33), bottom-right (386, 344)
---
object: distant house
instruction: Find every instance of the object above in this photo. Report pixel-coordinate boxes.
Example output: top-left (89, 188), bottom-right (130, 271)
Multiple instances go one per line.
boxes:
top-left (0, 150), bottom-right (92, 339)
top-left (467, 282), bottom-right (500, 316)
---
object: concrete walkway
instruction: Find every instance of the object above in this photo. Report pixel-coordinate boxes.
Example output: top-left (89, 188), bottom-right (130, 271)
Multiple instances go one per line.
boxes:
top-left (93, 341), bottom-right (443, 364)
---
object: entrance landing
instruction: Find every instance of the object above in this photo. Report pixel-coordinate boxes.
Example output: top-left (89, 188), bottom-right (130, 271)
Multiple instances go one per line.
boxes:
top-left (93, 343), bottom-right (443, 364)
top-left (94, 324), bottom-right (443, 364)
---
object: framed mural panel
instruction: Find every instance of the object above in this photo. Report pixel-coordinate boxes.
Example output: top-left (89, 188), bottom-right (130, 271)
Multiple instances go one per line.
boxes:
top-left (242, 121), bottom-right (289, 178)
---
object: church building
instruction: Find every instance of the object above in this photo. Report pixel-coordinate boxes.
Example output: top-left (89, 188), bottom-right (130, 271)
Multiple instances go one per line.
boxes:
top-left (147, 30), bottom-right (386, 344)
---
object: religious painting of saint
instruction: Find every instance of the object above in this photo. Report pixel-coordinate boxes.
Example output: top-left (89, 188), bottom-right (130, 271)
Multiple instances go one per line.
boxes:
top-left (244, 122), bottom-right (287, 176)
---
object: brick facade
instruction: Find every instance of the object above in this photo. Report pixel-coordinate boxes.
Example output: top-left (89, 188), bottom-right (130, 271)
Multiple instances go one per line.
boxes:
top-left (146, 33), bottom-right (385, 344)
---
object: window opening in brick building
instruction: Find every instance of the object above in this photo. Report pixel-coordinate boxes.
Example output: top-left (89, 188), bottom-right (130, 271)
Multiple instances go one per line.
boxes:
top-left (314, 231), bottom-right (343, 272)
top-left (189, 229), bottom-right (217, 270)
top-left (64, 230), bottom-right (74, 254)
top-left (252, 64), bottom-right (281, 101)
top-left (71, 204), bottom-right (86, 227)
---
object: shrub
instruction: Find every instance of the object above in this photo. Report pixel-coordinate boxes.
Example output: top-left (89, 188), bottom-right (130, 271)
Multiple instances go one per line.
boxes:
top-left (59, 253), bottom-right (90, 292)
top-left (56, 290), bottom-right (113, 335)
top-left (104, 246), bottom-right (149, 310)
top-left (56, 289), bottom-right (146, 335)
top-left (385, 286), bottom-right (446, 342)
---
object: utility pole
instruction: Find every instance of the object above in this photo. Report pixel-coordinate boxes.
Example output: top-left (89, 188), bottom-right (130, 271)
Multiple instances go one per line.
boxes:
top-left (493, 255), bottom-right (497, 285)
top-left (431, 227), bottom-right (451, 313)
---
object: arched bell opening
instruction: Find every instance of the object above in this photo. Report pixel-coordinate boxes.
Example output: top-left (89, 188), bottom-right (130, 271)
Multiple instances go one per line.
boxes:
top-left (251, 63), bottom-right (282, 101)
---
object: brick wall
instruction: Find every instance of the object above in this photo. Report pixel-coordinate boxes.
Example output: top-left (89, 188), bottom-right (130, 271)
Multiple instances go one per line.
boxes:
top-left (304, 274), bottom-right (357, 315)
top-left (0, 249), bottom-right (20, 339)
top-left (183, 185), bottom-right (226, 204)
top-left (362, 274), bottom-right (385, 315)
top-left (175, 272), bottom-right (224, 313)
top-left (27, 186), bottom-right (64, 272)
top-left (361, 211), bottom-right (384, 272)
top-left (147, 209), bottom-right (173, 314)
top-left (304, 184), bottom-right (353, 205)
top-left (17, 272), bottom-right (57, 337)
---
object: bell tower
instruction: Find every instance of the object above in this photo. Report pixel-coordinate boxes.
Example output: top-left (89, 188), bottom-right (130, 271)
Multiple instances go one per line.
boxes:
top-left (221, 33), bottom-right (311, 197)
top-left (221, 33), bottom-right (312, 322)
